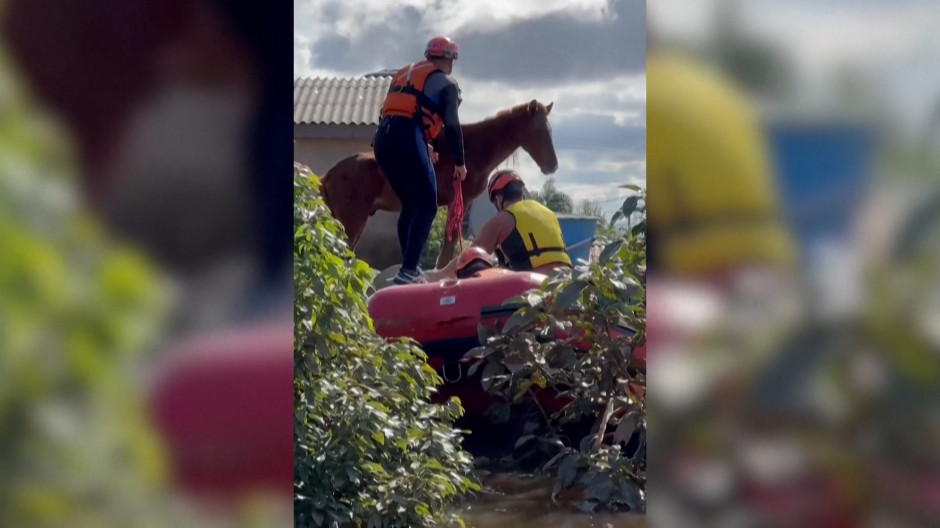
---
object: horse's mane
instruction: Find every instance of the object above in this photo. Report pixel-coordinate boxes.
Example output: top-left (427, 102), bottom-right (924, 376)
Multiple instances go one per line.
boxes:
top-left (468, 100), bottom-right (549, 126)
top-left (483, 102), bottom-right (548, 121)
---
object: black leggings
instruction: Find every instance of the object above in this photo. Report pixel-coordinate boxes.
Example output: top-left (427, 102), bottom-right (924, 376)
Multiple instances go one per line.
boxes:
top-left (373, 117), bottom-right (438, 273)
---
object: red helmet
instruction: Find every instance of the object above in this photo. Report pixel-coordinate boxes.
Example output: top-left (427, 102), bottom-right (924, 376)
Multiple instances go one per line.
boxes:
top-left (425, 36), bottom-right (459, 60)
top-left (487, 169), bottom-right (525, 201)
top-left (455, 247), bottom-right (495, 276)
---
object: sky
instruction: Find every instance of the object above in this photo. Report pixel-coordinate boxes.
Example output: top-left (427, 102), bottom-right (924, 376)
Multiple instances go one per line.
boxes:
top-left (649, 0), bottom-right (940, 139)
top-left (295, 0), bottom-right (647, 218)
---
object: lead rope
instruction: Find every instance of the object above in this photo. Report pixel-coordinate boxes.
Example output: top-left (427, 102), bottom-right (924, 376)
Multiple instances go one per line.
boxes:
top-left (445, 178), bottom-right (465, 254)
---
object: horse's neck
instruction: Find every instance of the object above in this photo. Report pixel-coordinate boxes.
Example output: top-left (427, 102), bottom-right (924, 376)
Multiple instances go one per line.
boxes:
top-left (466, 115), bottom-right (525, 175)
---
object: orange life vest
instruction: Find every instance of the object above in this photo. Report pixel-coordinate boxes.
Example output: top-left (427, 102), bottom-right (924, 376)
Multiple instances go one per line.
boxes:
top-left (380, 61), bottom-right (446, 142)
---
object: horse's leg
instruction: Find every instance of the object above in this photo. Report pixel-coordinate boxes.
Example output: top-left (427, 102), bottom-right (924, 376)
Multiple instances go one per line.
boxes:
top-left (321, 199), bottom-right (366, 250)
top-left (344, 210), bottom-right (369, 250)
top-left (346, 173), bottom-right (395, 251)
top-left (436, 235), bottom-right (457, 269)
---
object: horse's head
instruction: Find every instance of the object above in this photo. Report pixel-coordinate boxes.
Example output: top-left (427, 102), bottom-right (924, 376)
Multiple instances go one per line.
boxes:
top-left (519, 99), bottom-right (559, 175)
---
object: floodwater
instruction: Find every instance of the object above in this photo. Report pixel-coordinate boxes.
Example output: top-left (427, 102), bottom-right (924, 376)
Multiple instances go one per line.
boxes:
top-left (456, 474), bottom-right (646, 528)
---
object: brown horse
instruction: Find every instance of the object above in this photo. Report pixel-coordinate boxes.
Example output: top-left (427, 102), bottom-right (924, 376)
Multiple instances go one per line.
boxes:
top-left (320, 99), bottom-right (558, 268)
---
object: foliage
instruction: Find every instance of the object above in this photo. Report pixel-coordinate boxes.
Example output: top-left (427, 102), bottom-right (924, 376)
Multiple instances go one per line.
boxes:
top-left (0, 49), bottom-right (216, 527)
top-left (420, 207), bottom-right (473, 271)
top-left (575, 199), bottom-right (604, 219)
top-left (293, 162), bottom-right (480, 528)
top-left (530, 178), bottom-right (573, 214)
top-left (709, 1), bottom-right (795, 98)
top-left (465, 185), bottom-right (647, 514)
top-left (608, 184), bottom-right (646, 239)
top-left (576, 198), bottom-right (627, 242)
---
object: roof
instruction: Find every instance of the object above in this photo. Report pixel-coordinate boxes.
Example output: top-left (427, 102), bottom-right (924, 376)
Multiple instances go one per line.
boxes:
top-left (294, 76), bottom-right (393, 126)
top-left (364, 69), bottom-right (400, 78)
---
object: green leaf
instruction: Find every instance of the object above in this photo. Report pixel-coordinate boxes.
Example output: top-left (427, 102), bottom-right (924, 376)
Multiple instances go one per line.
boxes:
top-left (464, 346), bottom-right (489, 360)
top-left (631, 219), bottom-right (646, 237)
top-left (543, 451), bottom-right (569, 472)
top-left (526, 292), bottom-right (542, 307)
top-left (614, 412), bottom-right (638, 445)
top-left (599, 239), bottom-right (625, 264)
top-left (485, 403), bottom-right (512, 424)
top-left (585, 476), bottom-right (615, 504)
top-left (502, 308), bottom-right (536, 334)
top-left (362, 462), bottom-right (387, 475)
top-left (557, 453), bottom-right (580, 488)
top-left (609, 210), bottom-right (624, 228)
top-left (466, 359), bottom-right (483, 378)
top-left (478, 319), bottom-right (498, 339)
top-left (621, 196), bottom-right (640, 219)
top-left (580, 433), bottom-right (597, 453)
top-left (372, 431), bottom-right (385, 446)
top-left (480, 360), bottom-right (504, 392)
top-left (617, 481), bottom-right (644, 511)
top-left (514, 434), bottom-right (536, 449)
top-left (555, 280), bottom-right (588, 310)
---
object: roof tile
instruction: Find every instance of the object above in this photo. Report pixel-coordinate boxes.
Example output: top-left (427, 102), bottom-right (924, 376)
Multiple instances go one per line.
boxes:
top-left (294, 76), bottom-right (393, 125)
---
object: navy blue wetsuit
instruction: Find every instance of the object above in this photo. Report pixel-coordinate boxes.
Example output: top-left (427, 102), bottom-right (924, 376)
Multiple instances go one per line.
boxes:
top-left (373, 71), bottom-right (465, 280)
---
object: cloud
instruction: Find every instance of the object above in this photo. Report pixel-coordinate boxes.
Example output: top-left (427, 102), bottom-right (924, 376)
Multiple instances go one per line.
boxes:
top-left (298, 0), bottom-right (644, 84)
top-left (744, 4), bottom-right (938, 78)
top-left (549, 113), bottom-right (646, 156)
top-left (450, 0), bottom-right (646, 84)
top-left (294, 35), bottom-right (313, 77)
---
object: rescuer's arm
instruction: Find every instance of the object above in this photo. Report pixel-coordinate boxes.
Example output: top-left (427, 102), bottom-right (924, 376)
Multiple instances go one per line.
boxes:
top-left (426, 258), bottom-right (460, 282)
top-left (439, 81), bottom-right (465, 167)
top-left (472, 212), bottom-right (514, 253)
top-left (425, 214), bottom-right (514, 281)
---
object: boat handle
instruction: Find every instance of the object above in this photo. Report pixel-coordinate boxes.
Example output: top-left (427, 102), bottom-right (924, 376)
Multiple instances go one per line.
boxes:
top-left (441, 363), bottom-right (463, 383)
top-left (435, 316), bottom-right (475, 326)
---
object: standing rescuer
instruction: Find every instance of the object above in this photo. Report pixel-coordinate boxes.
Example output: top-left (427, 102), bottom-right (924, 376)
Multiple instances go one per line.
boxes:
top-left (374, 36), bottom-right (468, 285)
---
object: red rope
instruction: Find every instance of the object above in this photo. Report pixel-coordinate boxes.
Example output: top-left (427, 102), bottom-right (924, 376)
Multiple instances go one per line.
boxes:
top-left (446, 178), bottom-right (465, 254)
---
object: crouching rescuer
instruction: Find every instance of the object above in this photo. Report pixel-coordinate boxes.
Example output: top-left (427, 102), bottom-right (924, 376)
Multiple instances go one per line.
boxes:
top-left (429, 169), bottom-right (572, 281)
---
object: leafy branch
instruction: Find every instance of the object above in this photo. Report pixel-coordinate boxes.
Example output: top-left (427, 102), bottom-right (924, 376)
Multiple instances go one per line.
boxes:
top-left (465, 186), bottom-right (647, 514)
top-left (294, 163), bottom-right (480, 528)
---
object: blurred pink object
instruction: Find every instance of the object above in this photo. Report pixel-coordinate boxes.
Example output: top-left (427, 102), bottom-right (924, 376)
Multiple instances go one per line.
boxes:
top-left (148, 321), bottom-right (293, 499)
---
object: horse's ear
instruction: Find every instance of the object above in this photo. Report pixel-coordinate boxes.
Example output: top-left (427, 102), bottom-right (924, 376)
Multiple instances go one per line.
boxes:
top-left (546, 101), bottom-right (553, 114)
top-left (528, 99), bottom-right (538, 113)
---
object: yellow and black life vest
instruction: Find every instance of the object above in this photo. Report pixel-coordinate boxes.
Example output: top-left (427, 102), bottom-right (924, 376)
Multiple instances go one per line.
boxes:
top-left (496, 200), bottom-right (572, 271)
top-left (647, 51), bottom-right (795, 276)
top-left (380, 61), bottom-right (446, 142)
